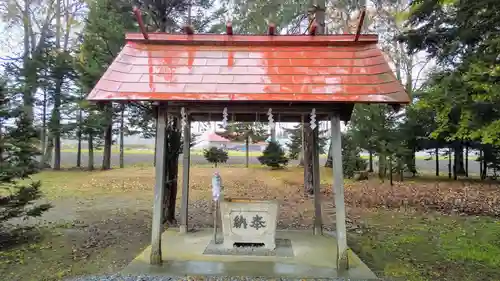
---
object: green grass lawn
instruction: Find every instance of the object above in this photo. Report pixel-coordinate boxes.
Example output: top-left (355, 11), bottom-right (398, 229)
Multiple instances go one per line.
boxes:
top-left (351, 211), bottom-right (500, 281)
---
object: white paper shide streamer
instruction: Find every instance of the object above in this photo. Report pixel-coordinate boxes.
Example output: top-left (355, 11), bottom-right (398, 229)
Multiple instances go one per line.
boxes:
top-left (211, 172), bottom-right (222, 201)
top-left (310, 108), bottom-right (317, 130)
top-left (267, 108), bottom-right (274, 128)
top-left (222, 107), bottom-right (228, 128)
top-left (180, 107), bottom-right (187, 129)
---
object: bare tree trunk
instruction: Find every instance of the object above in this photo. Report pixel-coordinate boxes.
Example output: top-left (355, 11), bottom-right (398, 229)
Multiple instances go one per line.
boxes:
top-left (481, 148), bottom-right (487, 180)
top-left (52, 83), bottom-right (62, 170)
top-left (21, 2), bottom-right (35, 122)
top-left (119, 104), bottom-right (125, 168)
top-left (88, 133), bottom-right (94, 171)
top-left (465, 145), bottom-right (469, 177)
top-left (479, 148), bottom-right (483, 179)
top-left (410, 147), bottom-right (416, 176)
top-left (448, 148), bottom-right (452, 179)
top-left (41, 89), bottom-right (47, 161)
top-left (102, 103), bottom-right (112, 170)
top-left (163, 117), bottom-right (181, 225)
top-left (42, 138), bottom-right (54, 168)
top-left (389, 155), bottom-right (393, 186)
top-left (454, 142), bottom-right (466, 175)
top-left (368, 151), bottom-right (373, 172)
top-left (76, 108), bottom-right (82, 167)
top-left (52, 0), bottom-right (63, 171)
top-left (325, 143), bottom-right (333, 168)
top-left (482, 158), bottom-right (487, 180)
top-left (378, 154), bottom-right (386, 180)
top-left (0, 122), bottom-right (3, 165)
top-left (399, 158), bottom-right (404, 181)
top-left (435, 146), bottom-right (439, 176)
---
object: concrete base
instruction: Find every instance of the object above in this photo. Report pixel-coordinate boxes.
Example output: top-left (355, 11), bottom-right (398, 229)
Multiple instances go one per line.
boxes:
top-left (123, 229), bottom-right (377, 279)
top-left (203, 238), bottom-right (294, 257)
top-left (179, 225), bottom-right (187, 234)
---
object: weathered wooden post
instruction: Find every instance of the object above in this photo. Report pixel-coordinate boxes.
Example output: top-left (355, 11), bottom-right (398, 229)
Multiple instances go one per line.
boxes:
top-left (312, 120), bottom-right (322, 235)
top-left (150, 103), bottom-right (168, 265)
top-left (331, 113), bottom-right (348, 271)
top-left (180, 111), bottom-right (191, 233)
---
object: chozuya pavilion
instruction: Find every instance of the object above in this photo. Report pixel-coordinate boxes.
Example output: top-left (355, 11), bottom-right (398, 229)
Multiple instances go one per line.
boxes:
top-left (86, 7), bottom-right (410, 279)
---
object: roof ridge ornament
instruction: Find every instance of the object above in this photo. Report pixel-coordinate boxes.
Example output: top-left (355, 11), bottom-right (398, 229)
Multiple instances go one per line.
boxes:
top-left (222, 107), bottom-right (228, 128)
top-left (268, 23), bottom-right (276, 36)
top-left (226, 22), bottom-right (233, 35)
top-left (354, 8), bottom-right (367, 42)
top-left (310, 108), bottom-right (317, 131)
top-left (181, 107), bottom-right (187, 129)
top-left (267, 108), bottom-right (274, 129)
top-left (132, 7), bottom-right (149, 40)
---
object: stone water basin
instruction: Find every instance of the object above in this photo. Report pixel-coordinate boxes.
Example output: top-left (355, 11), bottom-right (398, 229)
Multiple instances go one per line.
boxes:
top-left (220, 198), bottom-right (279, 250)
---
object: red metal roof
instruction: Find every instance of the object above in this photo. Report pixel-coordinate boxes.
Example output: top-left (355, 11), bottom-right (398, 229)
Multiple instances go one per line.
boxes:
top-left (86, 33), bottom-right (410, 104)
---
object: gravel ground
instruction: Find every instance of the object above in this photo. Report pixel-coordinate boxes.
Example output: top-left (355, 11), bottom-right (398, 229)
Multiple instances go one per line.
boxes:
top-left (66, 275), bottom-right (351, 281)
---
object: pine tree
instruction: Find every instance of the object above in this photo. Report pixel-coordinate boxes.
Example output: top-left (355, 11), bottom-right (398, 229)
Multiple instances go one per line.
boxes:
top-left (258, 141), bottom-right (289, 169)
top-left (285, 124), bottom-right (328, 160)
top-left (217, 122), bottom-right (268, 143)
top-left (0, 78), bottom-right (51, 230)
top-left (341, 132), bottom-right (367, 178)
top-left (218, 122), bottom-right (268, 167)
top-left (203, 147), bottom-right (228, 167)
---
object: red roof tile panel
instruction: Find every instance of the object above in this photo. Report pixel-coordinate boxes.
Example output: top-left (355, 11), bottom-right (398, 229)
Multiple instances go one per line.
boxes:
top-left (87, 33), bottom-right (409, 104)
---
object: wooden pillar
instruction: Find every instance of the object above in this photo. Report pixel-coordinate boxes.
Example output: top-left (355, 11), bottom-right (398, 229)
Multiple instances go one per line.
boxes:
top-left (180, 115), bottom-right (191, 233)
top-left (330, 113), bottom-right (348, 271)
top-left (150, 103), bottom-right (168, 265)
top-left (312, 123), bottom-right (322, 235)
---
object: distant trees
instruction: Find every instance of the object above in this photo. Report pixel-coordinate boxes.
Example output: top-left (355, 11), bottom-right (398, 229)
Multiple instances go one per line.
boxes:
top-left (285, 124), bottom-right (327, 161)
top-left (341, 133), bottom-right (367, 179)
top-left (217, 122), bottom-right (268, 167)
top-left (204, 147), bottom-right (229, 167)
top-left (400, 0), bottom-right (500, 180)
